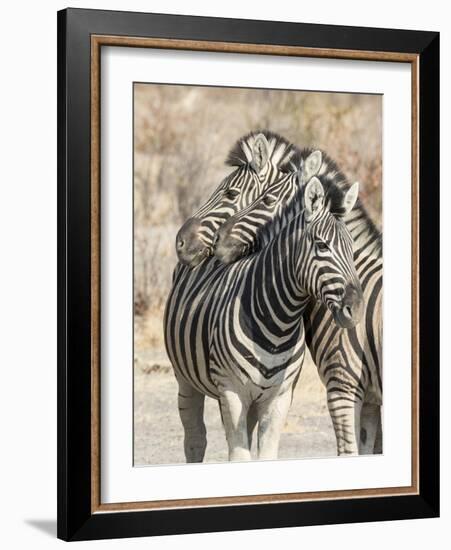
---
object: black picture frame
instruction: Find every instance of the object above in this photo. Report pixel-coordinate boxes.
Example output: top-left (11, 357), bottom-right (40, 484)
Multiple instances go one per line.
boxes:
top-left (57, 7), bottom-right (439, 541)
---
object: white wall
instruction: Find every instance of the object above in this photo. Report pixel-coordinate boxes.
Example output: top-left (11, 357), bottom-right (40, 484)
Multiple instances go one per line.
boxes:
top-left (0, 1), bottom-right (448, 548)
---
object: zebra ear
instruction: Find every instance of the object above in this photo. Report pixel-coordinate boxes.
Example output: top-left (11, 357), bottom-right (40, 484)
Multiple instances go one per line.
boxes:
top-left (304, 177), bottom-right (325, 221)
top-left (343, 182), bottom-right (359, 215)
top-left (303, 150), bottom-right (322, 182)
top-left (251, 134), bottom-right (270, 173)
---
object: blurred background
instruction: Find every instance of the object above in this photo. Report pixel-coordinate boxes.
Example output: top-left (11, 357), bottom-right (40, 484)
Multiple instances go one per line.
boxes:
top-left (133, 83), bottom-right (382, 465)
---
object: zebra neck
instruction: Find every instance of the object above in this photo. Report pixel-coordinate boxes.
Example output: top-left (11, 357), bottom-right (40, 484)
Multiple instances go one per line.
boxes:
top-left (345, 202), bottom-right (382, 260)
top-left (239, 218), bottom-right (309, 348)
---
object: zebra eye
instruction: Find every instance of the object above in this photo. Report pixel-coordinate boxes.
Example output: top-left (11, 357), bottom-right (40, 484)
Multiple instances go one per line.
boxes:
top-left (262, 195), bottom-right (277, 207)
top-left (224, 189), bottom-right (239, 200)
top-left (315, 240), bottom-right (329, 252)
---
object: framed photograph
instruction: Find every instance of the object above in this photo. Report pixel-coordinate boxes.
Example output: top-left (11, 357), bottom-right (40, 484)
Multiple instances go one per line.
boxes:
top-left (57, 8), bottom-right (439, 541)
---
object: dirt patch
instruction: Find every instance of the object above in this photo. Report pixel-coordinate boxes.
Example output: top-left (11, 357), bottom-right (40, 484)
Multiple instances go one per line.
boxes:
top-left (134, 348), bottom-right (336, 465)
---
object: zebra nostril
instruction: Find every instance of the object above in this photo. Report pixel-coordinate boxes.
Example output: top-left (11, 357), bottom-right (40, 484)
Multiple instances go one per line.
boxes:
top-left (177, 239), bottom-right (185, 250)
top-left (343, 305), bottom-right (352, 320)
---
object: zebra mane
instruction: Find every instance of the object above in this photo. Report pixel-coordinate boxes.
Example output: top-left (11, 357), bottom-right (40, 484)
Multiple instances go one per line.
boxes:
top-left (300, 147), bottom-right (382, 256)
top-left (226, 130), bottom-right (300, 173)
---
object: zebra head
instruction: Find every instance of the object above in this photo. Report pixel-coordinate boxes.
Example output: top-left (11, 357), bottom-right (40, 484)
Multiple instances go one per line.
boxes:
top-left (175, 131), bottom-right (300, 267)
top-left (301, 177), bottom-right (363, 328)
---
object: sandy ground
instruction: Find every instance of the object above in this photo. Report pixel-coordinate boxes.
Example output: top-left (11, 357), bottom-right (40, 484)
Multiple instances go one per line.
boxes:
top-left (134, 347), bottom-right (337, 465)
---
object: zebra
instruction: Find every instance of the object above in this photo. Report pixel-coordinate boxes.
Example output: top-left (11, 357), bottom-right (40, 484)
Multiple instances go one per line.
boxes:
top-left (164, 173), bottom-right (363, 461)
top-left (166, 130), bottom-right (302, 461)
top-left (175, 130), bottom-right (301, 268)
top-left (213, 148), bottom-right (383, 455)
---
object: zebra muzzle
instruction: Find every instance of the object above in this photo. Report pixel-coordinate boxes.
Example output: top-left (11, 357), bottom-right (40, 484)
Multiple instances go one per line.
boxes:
top-left (213, 217), bottom-right (249, 265)
top-left (176, 218), bottom-right (209, 268)
top-left (332, 284), bottom-right (364, 329)
top-left (213, 235), bottom-right (244, 264)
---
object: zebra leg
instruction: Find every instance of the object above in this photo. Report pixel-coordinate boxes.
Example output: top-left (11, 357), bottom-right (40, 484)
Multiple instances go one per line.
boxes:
top-left (218, 390), bottom-right (251, 461)
top-left (326, 388), bottom-right (363, 456)
top-left (177, 379), bottom-right (207, 463)
top-left (373, 409), bottom-right (383, 454)
top-left (359, 403), bottom-right (381, 455)
top-left (257, 390), bottom-right (293, 460)
top-left (247, 403), bottom-right (258, 453)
